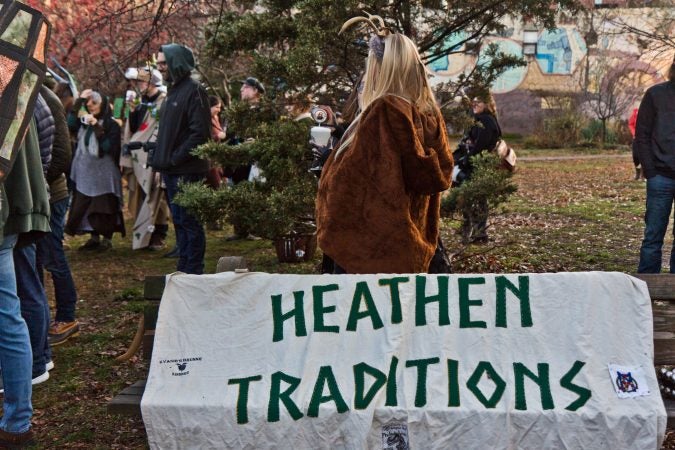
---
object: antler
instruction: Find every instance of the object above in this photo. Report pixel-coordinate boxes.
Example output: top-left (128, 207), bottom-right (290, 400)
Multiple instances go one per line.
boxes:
top-left (339, 12), bottom-right (389, 37)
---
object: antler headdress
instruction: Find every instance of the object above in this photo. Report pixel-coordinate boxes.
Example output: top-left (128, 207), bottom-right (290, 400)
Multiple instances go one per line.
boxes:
top-left (339, 12), bottom-right (391, 61)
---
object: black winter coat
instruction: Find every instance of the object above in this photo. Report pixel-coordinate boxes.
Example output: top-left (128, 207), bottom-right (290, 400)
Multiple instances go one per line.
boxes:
top-left (41, 86), bottom-right (71, 185)
top-left (152, 76), bottom-right (210, 174)
top-left (634, 80), bottom-right (675, 179)
top-left (455, 112), bottom-right (501, 177)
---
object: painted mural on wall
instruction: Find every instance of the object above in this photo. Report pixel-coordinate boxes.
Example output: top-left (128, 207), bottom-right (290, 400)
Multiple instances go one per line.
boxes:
top-left (427, 9), bottom-right (672, 96)
top-left (535, 27), bottom-right (587, 75)
top-left (428, 32), bottom-right (469, 76)
top-left (478, 38), bottom-right (529, 93)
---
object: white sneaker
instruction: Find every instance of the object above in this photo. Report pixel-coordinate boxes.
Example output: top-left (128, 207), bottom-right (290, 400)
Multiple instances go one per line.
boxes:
top-left (0, 371), bottom-right (49, 394)
top-left (46, 360), bottom-right (55, 371)
top-left (31, 370), bottom-right (49, 386)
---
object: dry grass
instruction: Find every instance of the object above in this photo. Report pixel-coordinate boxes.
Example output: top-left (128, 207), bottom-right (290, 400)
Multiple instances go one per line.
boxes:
top-left (18, 150), bottom-right (673, 448)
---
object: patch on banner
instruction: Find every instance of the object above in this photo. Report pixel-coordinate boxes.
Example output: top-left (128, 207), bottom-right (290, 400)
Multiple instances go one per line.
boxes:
top-left (159, 356), bottom-right (203, 377)
top-left (608, 364), bottom-right (650, 398)
top-left (382, 421), bottom-right (409, 450)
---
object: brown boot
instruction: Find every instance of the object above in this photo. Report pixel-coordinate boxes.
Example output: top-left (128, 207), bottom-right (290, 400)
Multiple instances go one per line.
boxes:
top-left (48, 321), bottom-right (80, 346)
top-left (0, 428), bottom-right (35, 449)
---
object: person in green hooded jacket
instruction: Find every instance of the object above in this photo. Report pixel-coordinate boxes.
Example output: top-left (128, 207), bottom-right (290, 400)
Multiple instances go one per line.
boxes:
top-left (0, 119), bottom-right (50, 447)
top-left (152, 44), bottom-right (211, 274)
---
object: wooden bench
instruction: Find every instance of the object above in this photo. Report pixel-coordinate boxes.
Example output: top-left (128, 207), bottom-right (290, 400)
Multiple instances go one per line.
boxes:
top-left (108, 273), bottom-right (675, 427)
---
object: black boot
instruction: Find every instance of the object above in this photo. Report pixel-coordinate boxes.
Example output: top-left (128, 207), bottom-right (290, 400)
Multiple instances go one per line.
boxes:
top-left (163, 246), bottom-right (179, 258)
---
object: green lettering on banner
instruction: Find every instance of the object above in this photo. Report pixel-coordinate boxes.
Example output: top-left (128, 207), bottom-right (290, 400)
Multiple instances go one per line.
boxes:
top-left (459, 277), bottom-right (487, 329)
top-left (271, 292), bottom-right (307, 342)
top-left (447, 359), bottom-right (460, 407)
top-left (312, 284), bottom-right (340, 334)
top-left (405, 357), bottom-right (440, 407)
top-left (228, 375), bottom-right (263, 424)
top-left (513, 363), bottom-right (554, 410)
top-left (495, 276), bottom-right (532, 328)
top-left (466, 362), bottom-right (506, 408)
top-left (353, 363), bottom-right (387, 409)
top-left (415, 276), bottom-right (450, 326)
top-left (386, 356), bottom-right (399, 406)
top-left (560, 360), bottom-right (592, 411)
top-left (307, 366), bottom-right (350, 417)
top-left (268, 371), bottom-right (304, 422)
top-left (378, 277), bottom-right (410, 324)
top-left (346, 282), bottom-right (384, 331)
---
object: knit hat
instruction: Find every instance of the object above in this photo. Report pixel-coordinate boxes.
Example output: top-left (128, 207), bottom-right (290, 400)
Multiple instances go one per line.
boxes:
top-left (242, 77), bottom-right (265, 94)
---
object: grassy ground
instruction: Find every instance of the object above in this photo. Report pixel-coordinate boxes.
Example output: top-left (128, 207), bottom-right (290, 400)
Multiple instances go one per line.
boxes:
top-left (18, 149), bottom-right (674, 448)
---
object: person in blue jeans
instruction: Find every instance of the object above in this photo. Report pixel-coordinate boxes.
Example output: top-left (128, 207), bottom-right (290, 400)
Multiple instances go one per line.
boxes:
top-left (635, 57), bottom-right (675, 273)
top-left (36, 85), bottom-right (79, 347)
top-left (14, 244), bottom-right (50, 385)
top-left (0, 235), bottom-right (34, 443)
top-left (152, 44), bottom-right (210, 274)
top-left (0, 120), bottom-right (50, 446)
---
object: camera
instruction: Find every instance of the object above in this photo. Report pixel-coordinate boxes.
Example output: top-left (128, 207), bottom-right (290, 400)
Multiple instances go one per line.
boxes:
top-left (451, 139), bottom-right (473, 186)
top-left (308, 106), bottom-right (335, 178)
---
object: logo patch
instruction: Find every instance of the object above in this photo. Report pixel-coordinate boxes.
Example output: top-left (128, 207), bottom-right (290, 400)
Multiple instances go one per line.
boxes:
top-left (608, 364), bottom-right (650, 398)
top-left (159, 356), bottom-right (203, 377)
top-left (382, 421), bottom-right (409, 450)
top-left (615, 371), bottom-right (638, 393)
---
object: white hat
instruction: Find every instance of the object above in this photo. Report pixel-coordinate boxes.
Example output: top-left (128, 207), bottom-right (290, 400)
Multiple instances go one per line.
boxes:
top-left (151, 69), bottom-right (163, 86)
top-left (124, 67), bottom-right (139, 80)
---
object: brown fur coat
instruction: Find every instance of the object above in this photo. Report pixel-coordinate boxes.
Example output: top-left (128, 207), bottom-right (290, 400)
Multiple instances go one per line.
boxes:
top-left (316, 95), bottom-right (453, 273)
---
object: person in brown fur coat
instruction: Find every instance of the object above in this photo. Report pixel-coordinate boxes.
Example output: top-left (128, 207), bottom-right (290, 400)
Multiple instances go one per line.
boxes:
top-left (316, 31), bottom-right (453, 274)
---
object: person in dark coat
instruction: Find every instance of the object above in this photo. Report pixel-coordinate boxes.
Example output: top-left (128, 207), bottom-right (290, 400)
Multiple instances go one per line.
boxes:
top-left (153, 44), bottom-right (210, 274)
top-left (635, 58), bottom-right (675, 273)
top-left (454, 91), bottom-right (501, 243)
top-left (36, 85), bottom-right (79, 346)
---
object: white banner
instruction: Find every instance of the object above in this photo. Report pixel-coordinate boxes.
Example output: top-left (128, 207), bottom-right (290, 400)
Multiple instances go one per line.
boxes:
top-left (141, 272), bottom-right (666, 449)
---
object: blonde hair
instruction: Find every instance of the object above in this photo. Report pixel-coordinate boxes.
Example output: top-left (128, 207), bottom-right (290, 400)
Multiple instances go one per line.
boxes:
top-left (475, 91), bottom-right (497, 117)
top-left (336, 33), bottom-right (438, 156)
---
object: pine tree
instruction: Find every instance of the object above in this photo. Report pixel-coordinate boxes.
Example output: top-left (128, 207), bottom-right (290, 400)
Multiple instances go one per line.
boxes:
top-left (175, 0), bottom-right (581, 250)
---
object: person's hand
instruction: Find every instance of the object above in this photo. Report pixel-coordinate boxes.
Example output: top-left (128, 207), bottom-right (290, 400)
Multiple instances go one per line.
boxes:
top-left (82, 113), bottom-right (97, 126)
top-left (218, 131), bottom-right (226, 140)
top-left (80, 88), bottom-right (93, 99)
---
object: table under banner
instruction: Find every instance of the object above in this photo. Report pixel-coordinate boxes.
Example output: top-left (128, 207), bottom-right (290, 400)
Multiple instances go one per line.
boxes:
top-left (141, 272), bottom-right (666, 449)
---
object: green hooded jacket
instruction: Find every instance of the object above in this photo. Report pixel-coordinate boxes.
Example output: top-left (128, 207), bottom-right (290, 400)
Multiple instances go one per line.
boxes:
top-left (0, 119), bottom-right (51, 246)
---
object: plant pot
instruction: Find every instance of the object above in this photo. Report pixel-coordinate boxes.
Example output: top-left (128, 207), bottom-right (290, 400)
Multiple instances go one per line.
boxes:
top-left (273, 233), bottom-right (317, 263)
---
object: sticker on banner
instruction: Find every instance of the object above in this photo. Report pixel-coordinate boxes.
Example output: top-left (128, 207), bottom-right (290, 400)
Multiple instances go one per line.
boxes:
top-left (159, 356), bottom-right (203, 377)
top-left (608, 364), bottom-right (650, 398)
top-left (382, 421), bottom-right (409, 450)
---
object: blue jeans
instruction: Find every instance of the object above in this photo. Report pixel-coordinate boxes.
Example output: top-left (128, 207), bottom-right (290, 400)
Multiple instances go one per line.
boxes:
top-left (14, 244), bottom-right (50, 377)
top-left (638, 175), bottom-right (675, 273)
top-left (163, 173), bottom-right (206, 274)
top-left (0, 235), bottom-right (33, 434)
top-left (36, 198), bottom-right (78, 322)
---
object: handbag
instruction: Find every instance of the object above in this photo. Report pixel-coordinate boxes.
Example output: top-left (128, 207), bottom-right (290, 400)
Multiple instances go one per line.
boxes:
top-left (493, 138), bottom-right (517, 172)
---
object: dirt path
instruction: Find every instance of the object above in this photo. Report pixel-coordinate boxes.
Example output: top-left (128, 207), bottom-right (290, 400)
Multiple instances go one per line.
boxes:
top-left (519, 154), bottom-right (632, 161)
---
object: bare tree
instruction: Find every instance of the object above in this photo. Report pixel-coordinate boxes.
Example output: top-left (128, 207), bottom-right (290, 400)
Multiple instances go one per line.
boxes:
top-left (585, 57), bottom-right (645, 145)
top-left (605, 7), bottom-right (675, 56)
top-left (29, 0), bottom-right (231, 92)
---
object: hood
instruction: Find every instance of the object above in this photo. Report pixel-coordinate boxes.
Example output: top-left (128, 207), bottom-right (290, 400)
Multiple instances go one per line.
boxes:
top-left (160, 44), bottom-right (195, 82)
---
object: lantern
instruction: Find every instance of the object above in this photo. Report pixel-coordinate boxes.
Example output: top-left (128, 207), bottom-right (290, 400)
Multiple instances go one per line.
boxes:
top-left (0, 0), bottom-right (50, 181)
